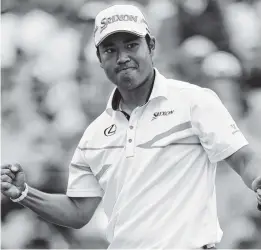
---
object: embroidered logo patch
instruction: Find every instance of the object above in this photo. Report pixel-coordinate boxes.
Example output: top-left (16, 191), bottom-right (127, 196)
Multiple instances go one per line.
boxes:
top-left (152, 110), bottom-right (175, 121)
top-left (104, 124), bottom-right (117, 136)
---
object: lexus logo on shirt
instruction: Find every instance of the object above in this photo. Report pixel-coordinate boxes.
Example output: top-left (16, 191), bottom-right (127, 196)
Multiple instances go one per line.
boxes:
top-left (104, 124), bottom-right (117, 136)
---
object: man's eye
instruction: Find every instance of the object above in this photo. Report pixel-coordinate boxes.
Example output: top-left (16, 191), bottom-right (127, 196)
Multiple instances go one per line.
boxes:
top-left (127, 43), bottom-right (138, 49)
top-left (104, 48), bottom-right (114, 54)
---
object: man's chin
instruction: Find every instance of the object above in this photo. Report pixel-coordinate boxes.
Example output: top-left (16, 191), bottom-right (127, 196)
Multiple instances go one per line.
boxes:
top-left (117, 72), bottom-right (135, 83)
top-left (115, 70), bottom-right (142, 89)
top-left (119, 80), bottom-right (142, 91)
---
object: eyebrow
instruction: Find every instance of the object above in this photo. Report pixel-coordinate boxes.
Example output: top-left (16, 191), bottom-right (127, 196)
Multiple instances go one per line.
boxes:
top-left (101, 36), bottom-right (141, 48)
top-left (124, 36), bottom-right (140, 43)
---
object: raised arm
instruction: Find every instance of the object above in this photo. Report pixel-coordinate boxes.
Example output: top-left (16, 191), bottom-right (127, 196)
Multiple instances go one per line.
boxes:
top-left (1, 164), bottom-right (101, 229)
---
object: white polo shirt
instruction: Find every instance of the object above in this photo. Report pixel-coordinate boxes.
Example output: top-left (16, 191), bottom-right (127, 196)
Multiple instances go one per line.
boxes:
top-left (66, 68), bottom-right (248, 248)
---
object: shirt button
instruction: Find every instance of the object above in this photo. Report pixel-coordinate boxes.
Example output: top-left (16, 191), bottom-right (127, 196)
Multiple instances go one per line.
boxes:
top-left (129, 126), bottom-right (134, 130)
top-left (128, 139), bottom-right (132, 143)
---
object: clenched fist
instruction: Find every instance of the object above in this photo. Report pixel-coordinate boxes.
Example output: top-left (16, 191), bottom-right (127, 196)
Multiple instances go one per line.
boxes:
top-left (252, 176), bottom-right (261, 211)
top-left (1, 164), bottom-right (26, 199)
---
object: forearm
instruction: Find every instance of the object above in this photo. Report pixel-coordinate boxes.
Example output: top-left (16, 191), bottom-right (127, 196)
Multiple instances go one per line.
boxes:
top-left (227, 146), bottom-right (261, 190)
top-left (19, 186), bottom-right (84, 229)
top-left (241, 153), bottom-right (261, 190)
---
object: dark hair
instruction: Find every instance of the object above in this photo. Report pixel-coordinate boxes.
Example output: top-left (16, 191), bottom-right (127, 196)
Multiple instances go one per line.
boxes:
top-left (96, 34), bottom-right (152, 62)
top-left (145, 34), bottom-right (152, 50)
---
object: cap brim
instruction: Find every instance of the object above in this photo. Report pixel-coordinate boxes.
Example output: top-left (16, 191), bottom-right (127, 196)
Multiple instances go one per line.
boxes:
top-left (96, 30), bottom-right (145, 47)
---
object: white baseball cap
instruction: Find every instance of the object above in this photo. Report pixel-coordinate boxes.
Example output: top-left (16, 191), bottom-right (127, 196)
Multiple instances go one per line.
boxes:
top-left (94, 5), bottom-right (151, 47)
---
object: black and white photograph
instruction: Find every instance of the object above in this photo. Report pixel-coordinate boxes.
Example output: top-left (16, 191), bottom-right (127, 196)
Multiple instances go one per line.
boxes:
top-left (1, 0), bottom-right (261, 249)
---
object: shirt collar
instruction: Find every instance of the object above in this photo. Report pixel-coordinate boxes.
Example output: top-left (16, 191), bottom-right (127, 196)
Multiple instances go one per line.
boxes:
top-left (106, 68), bottom-right (168, 116)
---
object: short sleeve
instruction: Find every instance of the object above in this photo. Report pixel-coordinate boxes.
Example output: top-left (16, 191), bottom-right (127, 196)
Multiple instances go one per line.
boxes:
top-left (191, 88), bottom-right (248, 163)
top-left (66, 132), bottom-right (104, 197)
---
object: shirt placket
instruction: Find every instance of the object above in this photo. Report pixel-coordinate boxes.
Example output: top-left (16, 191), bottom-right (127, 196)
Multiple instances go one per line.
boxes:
top-left (125, 107), bottom-right (143, 158)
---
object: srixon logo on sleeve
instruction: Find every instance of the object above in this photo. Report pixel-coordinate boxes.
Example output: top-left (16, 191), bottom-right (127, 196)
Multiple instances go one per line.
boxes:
top-left (100, 14), bottom-right (138, 33)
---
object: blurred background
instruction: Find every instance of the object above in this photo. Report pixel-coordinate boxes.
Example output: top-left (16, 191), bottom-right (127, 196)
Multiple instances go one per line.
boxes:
top-left (1, 0), bottom-right (261, 248)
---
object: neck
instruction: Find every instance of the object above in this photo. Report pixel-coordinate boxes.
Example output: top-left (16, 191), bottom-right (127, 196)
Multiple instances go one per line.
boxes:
top-left (119, 69), bottom-right (155, 111)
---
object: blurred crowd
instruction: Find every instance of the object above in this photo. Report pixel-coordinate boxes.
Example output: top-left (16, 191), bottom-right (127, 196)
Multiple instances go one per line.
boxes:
top-left (1, 0), bottom-right (261, 248)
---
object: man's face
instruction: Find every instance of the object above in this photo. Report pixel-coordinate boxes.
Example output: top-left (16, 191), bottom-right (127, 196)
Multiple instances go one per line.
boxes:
top-left (98, 32), bottom-right (154, 91)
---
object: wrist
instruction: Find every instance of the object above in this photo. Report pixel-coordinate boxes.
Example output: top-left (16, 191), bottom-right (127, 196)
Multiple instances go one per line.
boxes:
top-left (21, 183), bottom-right (26, 192)
top-left (10, 183), bottom-right (29, 202)
top-left (12, 183), bottom-right (26, 199)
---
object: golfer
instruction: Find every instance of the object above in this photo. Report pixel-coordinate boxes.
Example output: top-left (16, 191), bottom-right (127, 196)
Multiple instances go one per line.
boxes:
top-left (1, 4), bottom-right (261, 249)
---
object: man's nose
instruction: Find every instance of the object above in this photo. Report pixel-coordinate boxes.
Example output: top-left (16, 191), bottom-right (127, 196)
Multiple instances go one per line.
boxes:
top-left (117, 50), bottom-right (131, 64)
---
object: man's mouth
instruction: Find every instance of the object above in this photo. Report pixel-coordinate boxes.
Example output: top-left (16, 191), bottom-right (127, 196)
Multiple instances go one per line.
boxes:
top-left (116, 67), bottom-right (136, 73)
